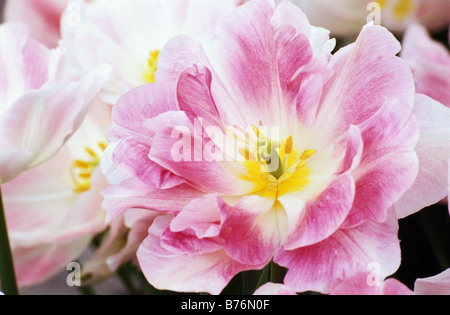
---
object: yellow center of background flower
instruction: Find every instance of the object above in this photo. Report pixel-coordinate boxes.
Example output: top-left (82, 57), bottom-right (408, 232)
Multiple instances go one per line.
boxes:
top-left (377, 0), bottom-right (415, 20)
top-left (71, 142), bottom-right (107, 193)
top-left (143, 50), bottom-right (160, 83)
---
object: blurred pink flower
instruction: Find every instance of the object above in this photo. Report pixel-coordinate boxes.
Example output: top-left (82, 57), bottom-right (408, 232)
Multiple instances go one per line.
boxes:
top-left (4, 0), bottom-right (69, 48)
top-left (289, 0), bottom-right (450, 37)
top-left (60, 0), bottom-right (238, 105)
top-left (0, 22), bottom-right (109, 184)
top-left (401, 24), bottom-right (450, 108)
top-left (102, 0), bottom-right (450, 294)
top-left (2, 99), bottom-right (111, 287)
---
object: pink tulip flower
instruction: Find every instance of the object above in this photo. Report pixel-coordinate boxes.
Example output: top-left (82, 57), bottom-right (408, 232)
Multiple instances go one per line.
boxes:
top-left (0, 22), bottom-right (109, 184)
top-left (102, 0), bottom-right (450, 294)
top-left (1, 99), bottom-right (111, 287)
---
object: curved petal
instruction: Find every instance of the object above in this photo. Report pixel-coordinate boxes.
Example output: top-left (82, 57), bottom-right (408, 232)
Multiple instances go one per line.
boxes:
top-left (395, 94), bottom-right (450, 218)
top-left (109, 81), bottom-right (179, 142)
top-left (316, 24), bottom-right (415, 137)
top-left (157, 0), bottom-right (332, 128)
top-left (283, 172), bottom-right (355, 250)
top-left (148, 111), bottom-right (256, 195)
top-left (13, 236), bottom-right (92, 287)
top-left (275, 211), bottom-right (401, 294)
top-left (414, 268), bottom-right (450, 295)
top-left (330, 273), bottom-right (413, 295)
top-left (0, 64), bottom-right (110, 184)
top-left (343, 98), bottom-right (419, 227)
top-left (222, 195), bottom-right (278, 266)
top-left (137, 215), bottom-right (255, 295)
top-left (402, 24), bottom-right (450, 107)
top-left (101, 179), bottom-right (204, 222)
top-left (253, 282), bottom-right (297, 295)
top-left (4, 0), bottom-right (65, 48)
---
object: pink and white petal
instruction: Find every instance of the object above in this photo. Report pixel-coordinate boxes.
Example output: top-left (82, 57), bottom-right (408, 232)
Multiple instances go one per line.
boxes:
top-left (160, 228), bottom-right (225, 256)
top-left (148, 111), bottom-right (256, 195)
top-left (215, 0), bottom-right (316, 126)
top-left (317, 24), bottom-right (415, 137)
top-left (109, 82), bottom-right (179, 141)
top-left (395, 94), bottom-right (450, 218)
top-left (177, 65), bottom-right (223, 128)
top-left (4, 0), bottom-right (66, 48)
top-left (275, 212), bottom-right (401, 294)
top-left (170, 194), bottom-right (224, 238)
top-left (137, 215), bottom-right (255, 295)
top-left (253, 282), bottom-right (297, 295)
top-left (55, 168), bottom-right (107, 241)
top-left (0, 23), bottom-right (48, 110)
top-left (0, 65), bottom-right (109, 182)
top-left (338, 124), bottom-right (363, 174)
top-left (343, 99), bottom-right (419, 227)
top-left (109, 137), bottom-right (186, 190)
top-left (101, 178), bottom-right (203, 222)
top-left (3, 145), bottom-right (105, 245)
top-left (0, 149), bottom-right (32, 184)
top-left (13, 235), bottom-right (91, 287)
top-left (402, 24), bottom-right (450, 107)
top-left (3, 147), bottom-right (77, 244)
top-left (382, 279), bottom-right (414, 295)
top-left (223, 195), bottom-right (278, 266)
top-left (330, 273), bottom-right (413, 295)
top-left (414, 268), bottom-right (450, 295)
top-left (283, 172), bottom-right (355, 250)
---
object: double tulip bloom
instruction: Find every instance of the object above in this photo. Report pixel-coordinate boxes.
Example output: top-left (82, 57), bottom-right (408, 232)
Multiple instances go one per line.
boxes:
top-left (103, 0), bottom-right (450, 294)
top-left (1, 0), bottom-right (449, 294)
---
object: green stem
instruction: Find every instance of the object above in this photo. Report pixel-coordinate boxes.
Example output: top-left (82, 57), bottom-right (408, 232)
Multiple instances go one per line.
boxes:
top-left (0, 187), bottom-right (18, 295)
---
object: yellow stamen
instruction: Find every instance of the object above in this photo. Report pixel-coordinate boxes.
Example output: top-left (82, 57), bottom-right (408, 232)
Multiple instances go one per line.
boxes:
top-left (300, 149), bottom-right (316, 161)
top-left (239, 147), bottom-right (252, 161)
top-left (73, 160), bottom-right (91, 169)
top-left (72, 142), bottom-right (107, 193)
top-left (284, 136), bottom-right (293, 155)
top-left (143, 50), bottom-right (160, 83)
top-left (98, 142), bottom-right (107, 151)
top-left (85, 147), bottom-right (98, 159)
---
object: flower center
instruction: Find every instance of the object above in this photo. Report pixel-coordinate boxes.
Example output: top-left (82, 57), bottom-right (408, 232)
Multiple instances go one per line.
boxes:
top-left (377, 0), bottom-right (415, 20)
top-left (71, 141), bottom-right (107, 193)
top-left (143, 50), bottom-right (160, 83)
top-left (239, 126), bottom-right (316, 199)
